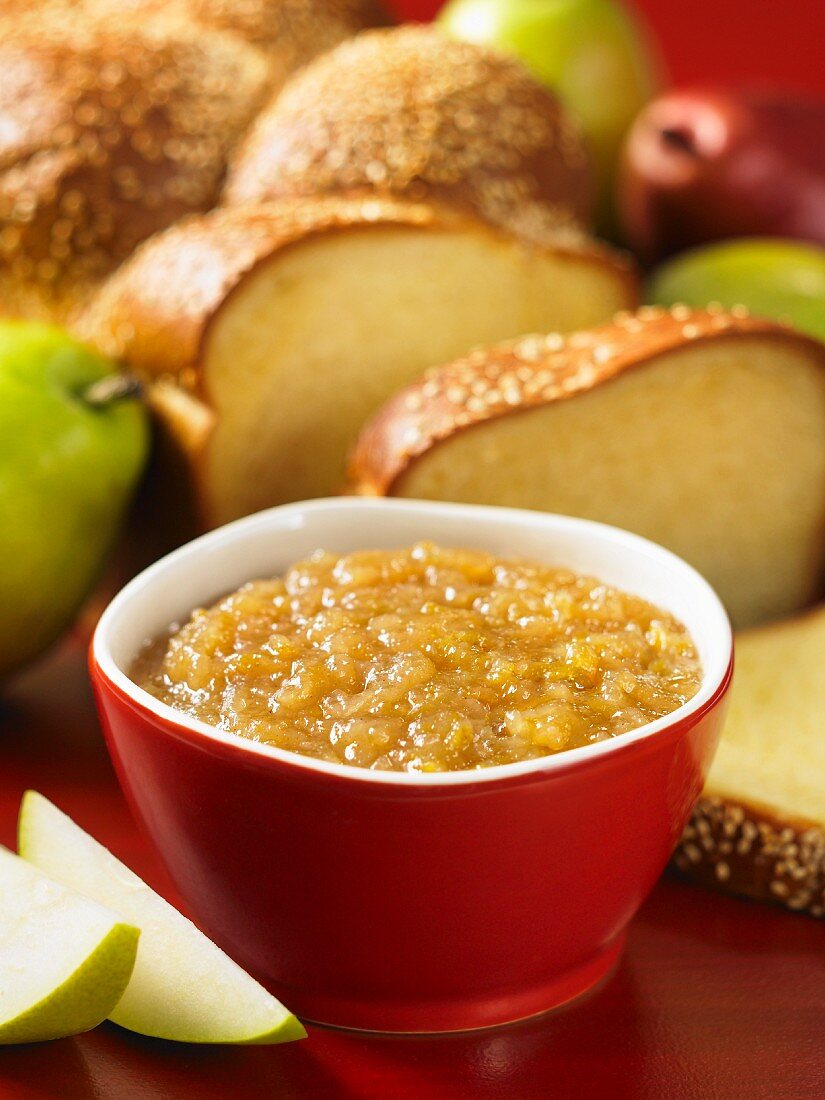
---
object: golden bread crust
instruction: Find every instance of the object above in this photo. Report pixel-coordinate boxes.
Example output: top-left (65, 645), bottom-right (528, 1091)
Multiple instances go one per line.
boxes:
top-left (348, 307), bottom-right (825, 496)
top-left (224, 25), bottom-right (595, 243)
top-left (0, 15), bottom-right (270, 322)
top-left (675, 796), bottom-right (825, 918)
top-left (0, 0), bottom-right (390, 72)
top-left (175, 0), bottom-right (392, 61)
top-left (81, 196), bottom-right (634, 387)
top-left (80, 196), bottom-right (444, 381)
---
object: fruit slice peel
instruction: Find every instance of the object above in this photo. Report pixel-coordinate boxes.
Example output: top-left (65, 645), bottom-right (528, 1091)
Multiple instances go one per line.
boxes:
top-left (18, 792), bottom-right (305, 1045)
top-left (0, 845), bottom-right (139, 1044)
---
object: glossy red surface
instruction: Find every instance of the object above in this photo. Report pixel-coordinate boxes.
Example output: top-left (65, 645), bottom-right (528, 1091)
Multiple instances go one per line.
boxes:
top-left (1, 643), bottom-right (824, 1097)
top-left (89, 636), bottom-right (731, 1033)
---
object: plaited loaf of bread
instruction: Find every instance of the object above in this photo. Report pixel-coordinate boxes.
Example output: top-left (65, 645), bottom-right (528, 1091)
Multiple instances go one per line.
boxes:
top-left (1, 2), bottom-right (636, 528)
top-left (0, 0), bottom-right (391, 86)
top-left (0, 0), bottom-right (397, 323)
top-left (0, 15), bottom-right (271, 323)
top-left (224, 25), bottom-right (595, 242)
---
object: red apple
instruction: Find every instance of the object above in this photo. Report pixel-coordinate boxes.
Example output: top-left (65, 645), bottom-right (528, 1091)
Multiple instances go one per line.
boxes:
top-left (618, 89), bottom-right (825, 264)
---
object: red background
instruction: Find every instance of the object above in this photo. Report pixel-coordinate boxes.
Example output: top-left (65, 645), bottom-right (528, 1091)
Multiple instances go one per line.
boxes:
top-left (391, 0), bottom-right (825, 97)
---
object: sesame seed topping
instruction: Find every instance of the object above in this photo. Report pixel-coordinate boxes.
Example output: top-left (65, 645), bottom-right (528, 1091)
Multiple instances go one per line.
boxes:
top-left (0, 12), bottom-right (272, 320)
top-left (593, 344), bottom-right (617, 363)
top-left (637, 305), bottom-right (665, 321)
top-left (673, 795), bottom-right (825, 917)
top-left (224, 25), bottom-right (594, 244)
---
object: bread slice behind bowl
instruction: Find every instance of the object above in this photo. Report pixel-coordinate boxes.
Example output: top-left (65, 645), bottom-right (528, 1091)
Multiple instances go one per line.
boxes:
top-left (674, 605), bottom-right (825, 917)
top-left (350, 308), bottom-right (825, 629)
top-left (81, 197), bottom-right (636, 532)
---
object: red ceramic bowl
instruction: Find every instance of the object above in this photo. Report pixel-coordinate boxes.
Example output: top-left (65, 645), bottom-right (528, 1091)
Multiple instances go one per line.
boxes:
top-left (91, 499), bottom-right (732, 1033)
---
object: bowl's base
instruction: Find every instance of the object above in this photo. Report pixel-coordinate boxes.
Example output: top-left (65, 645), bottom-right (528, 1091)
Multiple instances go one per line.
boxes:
top-left (296, 933), bottom-right (627, 1035)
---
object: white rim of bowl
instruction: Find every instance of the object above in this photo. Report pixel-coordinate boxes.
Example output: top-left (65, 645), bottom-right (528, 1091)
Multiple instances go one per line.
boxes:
top-left (93, 498), bottom-right (733, 788)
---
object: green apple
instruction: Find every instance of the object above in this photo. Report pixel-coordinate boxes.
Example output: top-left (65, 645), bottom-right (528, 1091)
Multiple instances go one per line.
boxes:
top-left (438, 0), bottom-right (663, 227)
top-left (18, 792), bottom-right (306, 1045)
top-left (0, 845), bottom-right (139, 1044)
top-left (647, 239), bottom-right (825, 343)
top-left (0, 321), bottom-right (147, 676)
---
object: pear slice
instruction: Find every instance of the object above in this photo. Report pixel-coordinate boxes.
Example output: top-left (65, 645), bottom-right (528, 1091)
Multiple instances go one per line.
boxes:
top-left (18, 793), bottom-right (306, 1045)
top-left (0, 845), bottom-right (139, 1044)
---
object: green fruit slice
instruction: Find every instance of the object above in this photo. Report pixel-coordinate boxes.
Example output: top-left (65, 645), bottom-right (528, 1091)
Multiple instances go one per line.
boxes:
top-left (0, 845), bottom-right (139, 1044)
top-left (18, 792), bottom-right (305, 1045)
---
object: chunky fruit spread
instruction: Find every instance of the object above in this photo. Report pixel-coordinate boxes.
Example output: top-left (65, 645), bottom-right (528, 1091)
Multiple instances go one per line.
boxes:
top-left (132, 543), bottom-right (702, 773)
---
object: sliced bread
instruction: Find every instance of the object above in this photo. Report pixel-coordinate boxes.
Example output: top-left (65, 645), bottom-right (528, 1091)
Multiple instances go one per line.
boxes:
top-left (81, 197), bottom-right (636, 529)
top-left (675, 606), bottom-right (825, 917)
top-left (350, 307), bottom-right (825, 628)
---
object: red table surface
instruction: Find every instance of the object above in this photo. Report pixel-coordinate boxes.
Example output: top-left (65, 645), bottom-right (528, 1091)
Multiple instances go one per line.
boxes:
top-left (1, 642), bottom-right (824, 1100)
top-left (393, 0), bottom-right (825, 97)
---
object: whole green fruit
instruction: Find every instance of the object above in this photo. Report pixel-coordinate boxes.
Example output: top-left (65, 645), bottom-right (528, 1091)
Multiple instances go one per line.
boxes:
top-left (647, 239), bottom-right (825, 343)
top-left (0, 322), bottom-right (147, 675)
top-left (438, 0), bottom-right (663, 228)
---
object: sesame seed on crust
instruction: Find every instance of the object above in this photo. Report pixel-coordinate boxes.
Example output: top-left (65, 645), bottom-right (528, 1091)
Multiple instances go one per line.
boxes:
top-left (224, 25), bottom-right (596, 246)
top-left (674, 796), bottom-right (825, 918)
top-left (148, 0), bottom-right (391, 61)
top-left (0, 0), bottom-right (391, 91)
top-left (347, 307), bottom-right (823, 497)
top-left (0, 13), bottom-right (271, 323)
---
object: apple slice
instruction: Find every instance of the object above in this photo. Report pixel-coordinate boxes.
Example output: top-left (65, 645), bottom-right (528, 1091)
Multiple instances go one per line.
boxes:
top-left (0, 846), bottom-right (139, 1044)
top-left (18, 793), bottom-right (306, 1045)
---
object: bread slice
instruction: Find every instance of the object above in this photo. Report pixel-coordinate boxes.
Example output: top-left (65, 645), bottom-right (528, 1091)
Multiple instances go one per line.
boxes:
top-left (0, 15), bottom-right (270, 323)
top-left (224, 25), bottom-right (595, 243)
top-left (674, 606), bottom-right (825, 917)
top-left (350, 307), bottom-right (825, 629)
top-left (81, 197), bottom-right (636, 529)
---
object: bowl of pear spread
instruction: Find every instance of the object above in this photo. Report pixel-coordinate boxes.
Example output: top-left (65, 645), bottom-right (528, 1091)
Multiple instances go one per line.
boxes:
top-left (133, 542), bottom-right (702, 773)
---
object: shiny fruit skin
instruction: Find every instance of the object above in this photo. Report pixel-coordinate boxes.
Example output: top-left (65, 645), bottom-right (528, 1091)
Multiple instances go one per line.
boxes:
top-left (647, 238), bottom-right (825, 343)
top-left (0, 322), bottom-right (147, 675)
top-left (619, 89), bottom-right (825, 264)
top-left (438, 0), bottom-right (663, 229)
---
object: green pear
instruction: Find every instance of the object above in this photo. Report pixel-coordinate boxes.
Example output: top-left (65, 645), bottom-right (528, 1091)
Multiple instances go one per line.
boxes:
top-left (647, 239), bottom-right (825, 343)
top-left (0, 845), bottom-right (139, 1044)
top-left (0, 321), bottom-right (147, 676)
top-left (438, 0), bottom-right (663, 227)
top-left (18, 792), bottom-right (306, 1045)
